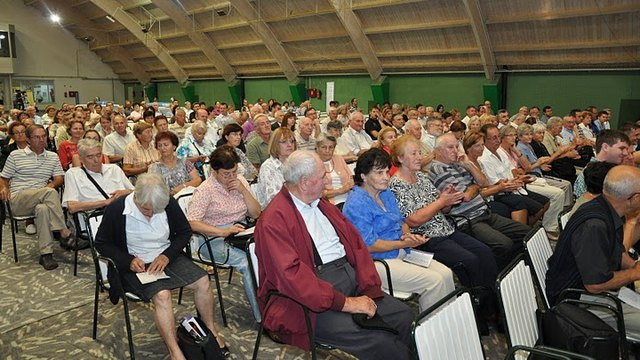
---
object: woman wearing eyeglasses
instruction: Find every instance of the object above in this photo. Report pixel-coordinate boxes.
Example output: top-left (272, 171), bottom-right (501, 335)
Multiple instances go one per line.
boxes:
top-left (255, 127), bottom-right (296, 208)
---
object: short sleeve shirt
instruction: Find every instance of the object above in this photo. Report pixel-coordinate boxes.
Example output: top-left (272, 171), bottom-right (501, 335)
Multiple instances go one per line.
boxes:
top-left (62, 164), bottom-right (134, 207)
top-left (1, 147), bottom-right (64, 195)
top-left (187, 175), bottom-right (255, 226)
top-left (389, 172), bottom-right (455, 238)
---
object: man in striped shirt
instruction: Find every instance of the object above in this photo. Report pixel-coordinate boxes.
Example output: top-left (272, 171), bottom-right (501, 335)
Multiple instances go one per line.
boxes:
top-left (429, 133), bottom-right (531, 269)
top-left (0, 125), bottom-right (73, 270)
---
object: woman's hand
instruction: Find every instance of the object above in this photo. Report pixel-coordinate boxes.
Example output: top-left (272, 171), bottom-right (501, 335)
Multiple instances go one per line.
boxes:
top-left (130, 257), bottom-right (146, 273)
top-left (402, 233), bottom-right (428, 248)
top-left (224, 224), bottom-right (245, 237)
top-left (438, 184), bottom-right (464, 207)
top-left (147, 254), bottom-right (169, 274)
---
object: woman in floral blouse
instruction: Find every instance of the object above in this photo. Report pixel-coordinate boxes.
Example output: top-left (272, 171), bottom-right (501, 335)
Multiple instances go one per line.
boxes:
top-left (255, 127), bottom-right (296, 208)
top-left (149, 131), bottom-right (201, 195)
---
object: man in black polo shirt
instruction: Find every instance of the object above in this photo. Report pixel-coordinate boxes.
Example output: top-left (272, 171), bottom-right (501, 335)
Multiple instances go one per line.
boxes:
top-left (546, 165), bottom-right (640, 338)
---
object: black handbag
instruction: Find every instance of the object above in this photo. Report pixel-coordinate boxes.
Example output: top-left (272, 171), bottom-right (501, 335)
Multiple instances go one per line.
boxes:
top-left (536, 302), bottom-right (619, 359)
top-left (176, 317), bottom-right (224, 360)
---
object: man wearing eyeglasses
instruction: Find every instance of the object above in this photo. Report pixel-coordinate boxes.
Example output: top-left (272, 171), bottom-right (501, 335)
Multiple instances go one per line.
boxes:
top-left (0, 125), bottom-right (73, 270)
top-left (546, 165), bottom-right (640, 339)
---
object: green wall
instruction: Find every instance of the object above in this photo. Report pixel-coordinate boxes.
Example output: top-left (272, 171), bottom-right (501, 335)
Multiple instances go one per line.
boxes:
top-left (135, 71), bottom-right (640, 127)
top-left (506, 71), bottom-right (640, 129)
top-left (244, 78), bottom-right (291, 104)
top-left (388, 74), bottom-right (487, 112)
top-left (306, 75), bottom-right (374, 112)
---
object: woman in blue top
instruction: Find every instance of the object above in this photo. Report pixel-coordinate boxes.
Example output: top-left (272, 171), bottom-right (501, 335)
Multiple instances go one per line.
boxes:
top-left (343, 148), bottom-right (454, 311)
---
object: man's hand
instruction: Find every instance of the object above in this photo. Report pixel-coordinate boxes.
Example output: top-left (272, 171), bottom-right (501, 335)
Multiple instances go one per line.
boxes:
top-left (0, 187), bottom-right (10, 202)
top-left (130, 257), bottom-right (145, 273)
top-left (438, 184), bottom-right (464, 207)
top-left (342, 295), bottom-right (377, 318)
top-left (111, 189), bottom-right (132, 200)
top-left (147, 254), bottom-right (169, 274)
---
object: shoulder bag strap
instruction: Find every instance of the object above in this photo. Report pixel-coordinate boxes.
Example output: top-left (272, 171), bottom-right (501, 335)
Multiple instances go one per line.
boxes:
top-left (81, 166), bottom-right (110, 199)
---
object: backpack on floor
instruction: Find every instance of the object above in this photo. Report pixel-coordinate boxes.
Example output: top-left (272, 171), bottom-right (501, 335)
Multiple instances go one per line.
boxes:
top-left (536, 302), bottom-right (619, 359)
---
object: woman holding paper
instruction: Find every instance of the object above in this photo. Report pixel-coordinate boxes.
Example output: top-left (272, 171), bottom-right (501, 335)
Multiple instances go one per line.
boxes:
top-left (95, 173), bottom-right (229, 359)
top-left (187, 145), bottom-right (262, 323)
top-left (342, 148), bottom-right (454, 311)
top-left (387, 136), bottom-right (498, 301)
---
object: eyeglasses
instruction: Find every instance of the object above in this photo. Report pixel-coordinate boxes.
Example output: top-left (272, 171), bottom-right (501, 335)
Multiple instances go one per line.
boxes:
top-left (628, 192), bottom-right (640, 201)
top-left (218, 167), bottom-right (238, 179)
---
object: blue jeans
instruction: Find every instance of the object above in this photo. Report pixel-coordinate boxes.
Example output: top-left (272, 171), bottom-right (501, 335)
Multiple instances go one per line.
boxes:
top-left (198, 237), bottom-right (261, 322)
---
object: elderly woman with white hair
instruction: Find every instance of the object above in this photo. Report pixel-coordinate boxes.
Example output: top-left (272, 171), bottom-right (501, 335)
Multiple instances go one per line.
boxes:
top-left (315, 134), bottom-right (354, 205)
top-left (177, 120), bottom-right (215, 180)
top-left (95, 173), bottom-right (229, 359)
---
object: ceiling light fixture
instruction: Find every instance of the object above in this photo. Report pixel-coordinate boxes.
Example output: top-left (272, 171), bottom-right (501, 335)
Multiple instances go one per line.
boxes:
top-left (105, 15), bottom-right (116, 23)
top-left (50, 13), bottom-right (60, 23)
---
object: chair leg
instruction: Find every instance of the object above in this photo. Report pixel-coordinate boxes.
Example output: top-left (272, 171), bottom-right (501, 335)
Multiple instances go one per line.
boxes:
top-left (227, 267), bottom-right (234, 284)
top-left (11, 219), bottom-right (18, 262)
top-left (122, 298), bottom-right (136, 360)
top-left (210, 266), bottom-right (228, 327)
top-left (73, 246), bottom-right (79, 276)
top-left (252, 322), bottom-right (263, 360)
top-left (93, 281), bottom-right (100, 339)
top-left (177, 287), bottom-right (184, 305)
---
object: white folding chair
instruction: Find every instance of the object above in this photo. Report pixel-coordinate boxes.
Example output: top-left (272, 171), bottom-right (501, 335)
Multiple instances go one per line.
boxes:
top-left (524, 226), bottom-right (553, 308)
top-left (497, 257), bottom-right (540, 357)
top-left (413, 289), bottom-right (484, 360)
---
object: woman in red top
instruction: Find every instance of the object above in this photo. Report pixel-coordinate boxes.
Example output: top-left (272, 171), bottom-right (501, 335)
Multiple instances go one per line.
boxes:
top-left (57, 119), bottom-right (84, 170)
top-left (376, 127), bottom-right (398, 175)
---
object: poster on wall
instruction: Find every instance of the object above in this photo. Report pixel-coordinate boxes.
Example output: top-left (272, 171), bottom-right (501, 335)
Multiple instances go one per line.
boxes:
top-left (12, 80), bottom-right (55, 107)
top-left (326, 81), bottom-right (334, 111)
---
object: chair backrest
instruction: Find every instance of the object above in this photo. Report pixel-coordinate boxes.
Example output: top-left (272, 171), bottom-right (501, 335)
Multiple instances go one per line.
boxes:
top-left (247, 241), bottom-right (259, 289)
top-left (202, 162), bottom-right (211, 180)
top-left (497, 257), bottom-right (540, 354)
top-left (560, 211), bottom-right (571, 231)
top-left (524, 227), bottom-right (553, 308)
top-left (85, 212), bottom-right (107, 283)
top-left (413, 289), bottom-right (484, 360)
top-left (175, 192), bottom-right (194, 217)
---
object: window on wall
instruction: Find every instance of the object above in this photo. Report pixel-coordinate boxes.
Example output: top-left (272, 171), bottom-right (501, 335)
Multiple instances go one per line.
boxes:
top-left (13, 80), bottom-right (55, 105)
top-left (0, 31), bottom-right (9, 58)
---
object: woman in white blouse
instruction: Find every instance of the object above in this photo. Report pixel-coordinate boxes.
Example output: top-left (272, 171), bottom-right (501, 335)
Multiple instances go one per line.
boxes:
top-left (255, 127), bottom-right (296, 208)
top-left (315, 134), bottom-right (354, 205)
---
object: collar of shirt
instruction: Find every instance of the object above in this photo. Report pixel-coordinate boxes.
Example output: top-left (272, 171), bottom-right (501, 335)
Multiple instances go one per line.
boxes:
top-left (290, 191), bottom-right (320, 211)
top-left (85, 164), bottom-right (105, 176)
top-left (24, 146), bottom-right (47, 158)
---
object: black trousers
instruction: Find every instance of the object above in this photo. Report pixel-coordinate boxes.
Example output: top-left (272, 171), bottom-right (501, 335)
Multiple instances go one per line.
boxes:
top-left (313, 258), bottom-right (413, 360)
top-left (469, 211), bottom-right (531, 270)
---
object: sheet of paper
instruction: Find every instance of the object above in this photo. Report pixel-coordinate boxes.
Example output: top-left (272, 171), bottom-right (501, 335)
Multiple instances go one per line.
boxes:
top-left (618, 287), bottom-right (640, 310)
top-left (402, 250), bottom-right (434, 268)
top-left (136, 271), bottom-right (170, 285)
top-left (236, 226), bottom-right (255, 236)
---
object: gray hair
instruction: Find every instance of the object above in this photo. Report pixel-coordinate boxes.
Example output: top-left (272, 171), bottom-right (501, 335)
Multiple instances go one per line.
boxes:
top-left (532, 123), bottom-right (546, 133)
top-left (434, 133), bottom-right (456, 149)
top-left (77, 138), bottom-right (102, 157)
top-left (315, 133), bottom-right (337, 147)
top-left (191, 120), bottom-right (207, 133)
top-left (546, 116), bottom-right (563, 129)
top-left (603, 166), bottom-right (639, 199)
top-left (499, 124), bottom-right (516, 137)
top-left (175, 108), bottom-right (186, 116)
top-left (517, 124), bottom-right (534, 137)
top-left (282, 150), bottom-right (319, 185)
top-left (133, 173), bottom-right (170, 214)
top-left (349, 111), bottom-right (364, 122)
top-left (326, 120), bottom-right (343, 131)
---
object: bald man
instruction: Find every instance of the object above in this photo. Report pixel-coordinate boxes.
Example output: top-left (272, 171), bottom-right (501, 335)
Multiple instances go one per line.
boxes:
top-left (546, 165), bottom-right (640, 338)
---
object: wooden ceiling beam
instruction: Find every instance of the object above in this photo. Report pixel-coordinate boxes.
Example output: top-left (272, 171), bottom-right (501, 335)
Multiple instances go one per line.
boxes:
top-left (486, 3), bottom-right (640, 25)
top-left (364, 19), bottom-right (470, 35)
top-left (151, 0), bottom-right (237, 83)
top-left (89, 0), bottom-right (189, 84)
top-left (228, 0), bottom-right (300, 82)
top-left (377, 47), bottom-right (479, 57)
top-left (462, 0), bottom-right (496, 80)
top-left (495, 38), bottom-right (640, 52)
top-left (329, 0), bottom-right (383, 80)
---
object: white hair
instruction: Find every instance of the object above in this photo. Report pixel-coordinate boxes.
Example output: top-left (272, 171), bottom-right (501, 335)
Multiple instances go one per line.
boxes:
top-left (603, 167), bottom-right (638, 199)
top-left (77, 139), bottom-right (102, 157)
top-left (133, 173), bottom-right (170, 213)
top-left (282, 150), bottom-right (319, 185)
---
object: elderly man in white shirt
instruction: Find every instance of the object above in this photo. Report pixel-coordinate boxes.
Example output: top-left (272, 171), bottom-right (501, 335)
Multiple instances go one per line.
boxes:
top-left (63, 139), bottom-right (134, 214)
top-left (186, 108), bottom-right (219, 145)
top-left (103, 114), bottom-right (135, 163)
top-left (338, 112), bottom-right (372, 157)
